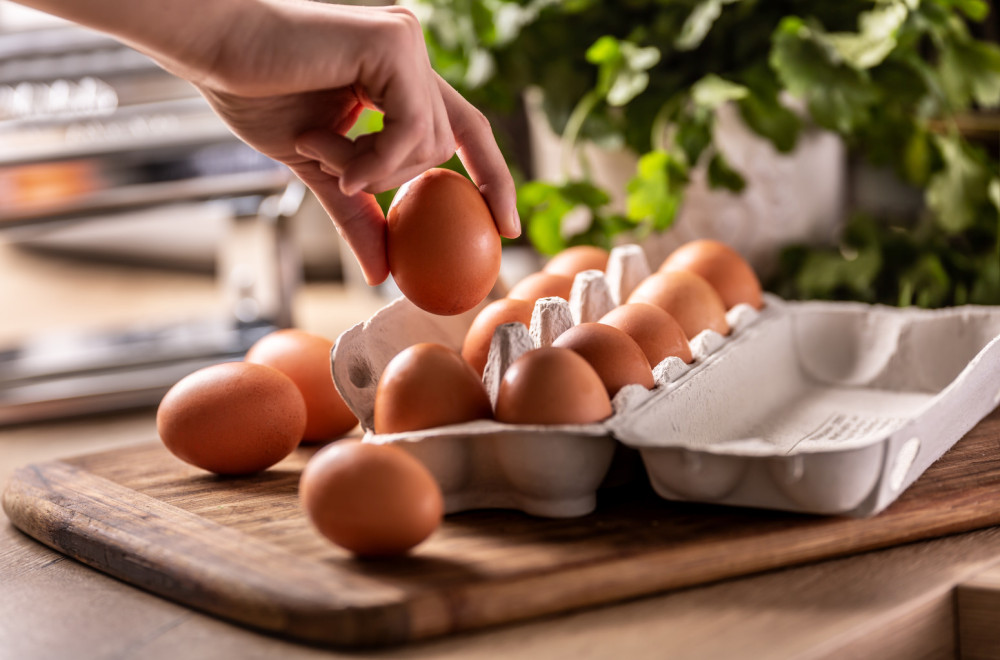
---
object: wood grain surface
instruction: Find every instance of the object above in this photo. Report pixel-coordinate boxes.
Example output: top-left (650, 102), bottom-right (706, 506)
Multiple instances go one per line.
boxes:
top-left (4, 407), bottom-right (1000, 649)
top-left (957, 560), bottom-right (1000, 659)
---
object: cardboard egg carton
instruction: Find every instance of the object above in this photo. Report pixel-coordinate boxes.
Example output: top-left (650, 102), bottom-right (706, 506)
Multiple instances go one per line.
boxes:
top-left (332, 245), bottom-right (1000, 518)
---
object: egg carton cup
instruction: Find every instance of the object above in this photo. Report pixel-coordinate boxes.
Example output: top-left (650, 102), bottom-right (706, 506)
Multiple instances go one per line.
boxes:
top-left (333, 244), bottom-right (1000, 518)
top-left (329, 291), bottom-right (620, 519)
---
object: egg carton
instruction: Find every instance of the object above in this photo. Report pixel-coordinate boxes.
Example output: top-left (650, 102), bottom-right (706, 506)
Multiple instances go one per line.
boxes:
top-left (332, 245), bottom-right (1000, 518)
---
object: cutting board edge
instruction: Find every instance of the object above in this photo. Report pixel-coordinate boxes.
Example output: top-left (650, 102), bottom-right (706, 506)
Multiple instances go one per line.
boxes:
top-left (1, 460), bottom-right (426, 648)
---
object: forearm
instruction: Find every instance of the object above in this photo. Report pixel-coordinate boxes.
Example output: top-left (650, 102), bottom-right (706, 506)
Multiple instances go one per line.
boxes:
top-left (8, 0), bottom-right (252, 83)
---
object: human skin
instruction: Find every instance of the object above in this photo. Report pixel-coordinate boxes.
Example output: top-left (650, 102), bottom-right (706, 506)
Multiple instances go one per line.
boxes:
top-left (12, 0), bottom-right (520, 285)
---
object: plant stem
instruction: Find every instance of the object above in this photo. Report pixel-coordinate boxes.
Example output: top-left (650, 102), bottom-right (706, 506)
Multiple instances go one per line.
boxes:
top-left (560, 90), bottom-right (601, 180)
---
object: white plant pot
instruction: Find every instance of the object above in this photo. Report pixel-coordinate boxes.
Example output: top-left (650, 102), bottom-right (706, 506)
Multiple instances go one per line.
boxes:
top-left (524, 87), bottom-right (847, 278)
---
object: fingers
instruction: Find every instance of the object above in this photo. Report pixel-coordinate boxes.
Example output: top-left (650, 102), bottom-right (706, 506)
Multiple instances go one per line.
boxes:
top-left (341, 51), bottom-right (455, 193)
top-left (300, 7), bottom-right (455, 196)
top-left (294, 129), bottom-right (355, 173)
top-left (291, 163), bottom-right (390, 286)
top-left (436, 76), bottom-right (520, 238)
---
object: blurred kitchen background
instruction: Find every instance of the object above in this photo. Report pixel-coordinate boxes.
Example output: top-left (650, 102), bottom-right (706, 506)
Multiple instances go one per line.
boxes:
top-left (0, 2), bottom-right (366, 424)
top-left (0, 0), bottom-right (998, 424)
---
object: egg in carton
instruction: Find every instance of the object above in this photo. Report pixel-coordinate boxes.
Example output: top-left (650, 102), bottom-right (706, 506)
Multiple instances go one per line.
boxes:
top-left (331, 245), bottom-right (756, 518)
top-left (333, 245), bottom-right (1000, 519)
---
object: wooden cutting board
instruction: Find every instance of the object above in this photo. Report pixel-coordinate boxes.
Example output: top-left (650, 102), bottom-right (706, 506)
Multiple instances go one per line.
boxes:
top-left (5, 407), bottom-right (1000, 648)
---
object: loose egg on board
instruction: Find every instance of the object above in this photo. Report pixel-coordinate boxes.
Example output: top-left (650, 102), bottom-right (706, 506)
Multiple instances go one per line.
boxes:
top-left (627, 270), bottom-right (730, 340)
top-left (659, 239), bottom-right (763, 310)
top-left (542, 245), bottom-right (610, 278)
top-left (599, 302), bottom-right (693, 366)
top-left (506, 272), bottom-right (574, 305)
top-left (157, 362), bottom-right (306, 475)
top-left (374, 343), bottom-right (493, 433)
top-left (387, 168), bottom-right (501, 316)
top-left (245, 329), bottom-right (358, 441)
top-left (461, 298), bottom-right (534, 376)
top-left (494, 347), bottom-right (613, 425)
top-left (300, 441), bottom-right (443, 556)
top-left (551, 323), bottom-right (653, 396)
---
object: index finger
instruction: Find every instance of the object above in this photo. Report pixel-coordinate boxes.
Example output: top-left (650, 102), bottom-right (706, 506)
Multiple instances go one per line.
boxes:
top-left (435, 76), bottom-right (520, 239)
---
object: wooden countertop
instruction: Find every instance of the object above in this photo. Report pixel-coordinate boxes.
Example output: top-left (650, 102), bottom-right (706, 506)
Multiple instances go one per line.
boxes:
top-left (2, 239), bottom-right (1000, 659)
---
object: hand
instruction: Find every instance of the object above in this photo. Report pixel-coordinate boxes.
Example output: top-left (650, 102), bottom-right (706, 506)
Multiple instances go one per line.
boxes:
top-left (189, 1), bottom-right (520, 285)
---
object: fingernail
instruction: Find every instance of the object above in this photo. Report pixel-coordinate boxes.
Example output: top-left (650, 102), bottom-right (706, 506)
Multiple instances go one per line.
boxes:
top-left (509, 208), bottom-right (522, 237)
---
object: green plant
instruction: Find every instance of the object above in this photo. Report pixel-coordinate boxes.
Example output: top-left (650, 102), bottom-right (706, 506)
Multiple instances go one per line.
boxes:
top-left (403, 0), bottom-right (1000, 307)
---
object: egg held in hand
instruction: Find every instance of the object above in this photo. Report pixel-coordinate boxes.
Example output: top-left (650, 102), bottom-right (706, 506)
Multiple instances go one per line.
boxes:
top-left (245, 329), bottom-right (358, 441)
top-left (386, 168), bottom-right (501, 316)
top-left (461, 298), bottom-right (534, 376)
top-left (300, 441), bottom-right (443, 556)
top-left (627, 270), bottom-right (730, 340)
top-left (551, 322), bottom-right (653, 397)
top-left (156, 362), bottom-right (306, 475)
top-left (659, 239), bottom-right (763, 310)
top-left (374, 342), bottom-right (493, 433)
top-left (494, 347), bottom-right (613, 425)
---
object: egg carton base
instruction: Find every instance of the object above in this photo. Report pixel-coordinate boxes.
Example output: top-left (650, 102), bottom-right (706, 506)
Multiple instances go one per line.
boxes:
top-left (333, 247), bottom-right (1000, 519)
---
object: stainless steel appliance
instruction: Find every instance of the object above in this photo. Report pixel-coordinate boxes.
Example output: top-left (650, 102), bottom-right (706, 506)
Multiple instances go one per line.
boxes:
top-left (0, 22), bottom-right (300, 425)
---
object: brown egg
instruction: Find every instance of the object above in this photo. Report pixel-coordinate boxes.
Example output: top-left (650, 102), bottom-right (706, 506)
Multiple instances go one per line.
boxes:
top-left (542, 245), bottom-right (610, 278)
top-left (374, 343), bottom-right (493, 433)
top-left (157, 362), bottom-right (306, 475)
top-left (387, 168), bottom-right (501, 316)
top-left (506, 272), bottom-right (574, 304)
top-left (245, 329), bottom-right (358, 442)
top-left (494, 347), bottom-right (613, 424)
top-left (599, 302), bottom-right (693, 366)
top-left (551, 323), bottom-right (653, 396)
top-left (659, 239), bottom-right (763, 310)
top-left (461, 298), bottom-right (534, 376)
top-left (300, 441), bottom-right (443, 556)
top-left (627, 270), bottom-right (730, 339)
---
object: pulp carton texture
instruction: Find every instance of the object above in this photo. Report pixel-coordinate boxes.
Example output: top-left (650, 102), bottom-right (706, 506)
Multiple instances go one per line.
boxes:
top-left (332, 246), bottom-right (1000, 518)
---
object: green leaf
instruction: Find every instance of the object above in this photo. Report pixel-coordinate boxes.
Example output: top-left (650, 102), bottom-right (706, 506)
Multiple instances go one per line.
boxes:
top-left (925, 135), bottom-right (991, 233)
top-left (626, 150), bottom-right (687, 231)
top-left (561, 181), bottom-right (612, 208)
top-left (824, 2), bottom-right (909, 70)
top-left (621, 42), bottom-right (661, 72)
top-left (345, 108), bottom-right (384, 138)
top-left (899, 254), bottom-right (950, 308)
top-left (607, 70), bottom-right (650, 107)
top-left (793, 245), bottom-right (882, 301)
top-left (517, 180), bottom-right (614, 255)
top-left (691, 74), bottom-right (749, 110)
top-left (735, 68), bottom-right (801, 153)
top-left (989, 178), bottom-right (1000, 214)
top-left (585, 35), bottom-right (620, 65)
top-left (770, 17), bottom-right (877, 135)
top-left (951, 0), bottom-right (990, 21)
top-left (517, 182), bottom-right (573, 255)
top-left (902, 127), bottom-right (931, 186)
top-left (969, 253), bottom-right (1000, 304)
top-left (673, 112), bottom-right (714, 168)
top-left (939, 38), bottom-right (1000, 110)
top-left (585, 37), bottom-right (660, 107)
top-left (675, 0), bottom-right (742, 52)
top-left (707, 151), bottom-right (747, 192)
